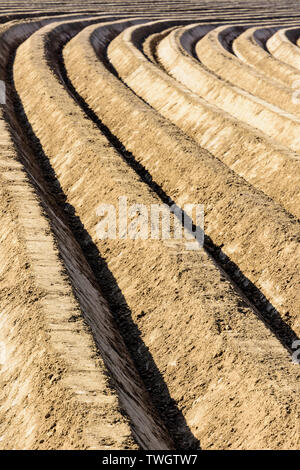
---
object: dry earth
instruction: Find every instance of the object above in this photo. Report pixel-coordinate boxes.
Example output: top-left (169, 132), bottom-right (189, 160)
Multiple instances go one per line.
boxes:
top-left (0, 0), bottom-right (299, 450)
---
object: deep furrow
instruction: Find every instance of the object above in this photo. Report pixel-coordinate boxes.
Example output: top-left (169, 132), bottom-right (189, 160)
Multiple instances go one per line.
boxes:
top-left (9, 17), bottom-right (300, 450)
top-left (92, 20), bottom-right (300, 338)
top-left (0, 106), bottom-right (142, 450)
top-left (147, 22), bottom-right (300, 220)
top-left (1, 0), bottom-right (300, 452)
top-left (232, 26), bottom-right (300, 86)
top-left (1, 15), bottom-right (174, 450)
top-left (195, 24), bottom-right (300, 115)
top-left (0, 17), bottom-right (141, 450)
top-left (268, 27), bottom-right (300, 70)
top-left (157, 24), bottom-right (300, 153)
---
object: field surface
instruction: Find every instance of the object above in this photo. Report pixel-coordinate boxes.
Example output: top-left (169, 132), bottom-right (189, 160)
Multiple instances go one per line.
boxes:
top-left (0, 0), bottom-right (299, 450)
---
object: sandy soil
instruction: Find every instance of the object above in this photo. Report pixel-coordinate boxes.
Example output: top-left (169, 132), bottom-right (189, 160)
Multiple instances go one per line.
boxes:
top-left (0, 0), bottom-right (299, 451)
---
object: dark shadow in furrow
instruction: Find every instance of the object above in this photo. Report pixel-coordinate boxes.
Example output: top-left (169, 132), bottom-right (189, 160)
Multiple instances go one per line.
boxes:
top-left (95, 21), bottom-right (300, 353)
top-left (285, 27), bottom-right (300, 44)
top-left (180, 24), bottom-right (219, 58)
top-left (172, 19), bottom-right (300, 59)
top-left (3, 20), bottom-right (200, 450)
top-left (47, 19), bottom-right (201, 450)
top-left (253, 26), bottom-right (280, 52)
top-left (0, 17), bottom-right (179, 451)
top-left (63, 20), bottom-right (299, 354)
top-left (55, 55), bottom-right (300, 354)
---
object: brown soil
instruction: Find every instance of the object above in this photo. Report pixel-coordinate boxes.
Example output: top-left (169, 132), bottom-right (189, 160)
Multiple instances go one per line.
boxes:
top-left (0, 0), bottom-right (299, 451)
top-left (66, 20), bottom-right (300, 336)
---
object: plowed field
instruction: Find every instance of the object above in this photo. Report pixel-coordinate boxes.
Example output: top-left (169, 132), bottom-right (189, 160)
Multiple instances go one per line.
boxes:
top-left (0, 0), bottom-right (299, 450)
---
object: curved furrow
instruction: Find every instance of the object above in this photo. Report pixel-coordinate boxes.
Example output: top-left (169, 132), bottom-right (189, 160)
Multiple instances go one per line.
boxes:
top-left (65, 20), bottom-right (300, 340)
top-left (14, 17), bottom-right (300, 450)
top-left (143, 26), bottom-right (178, 63)
top-left (12, 16), bottom-right (205, 450)
top-left (268, 26), bottom-right (300, 69)
top-left (0, 15), bottom-right (140, 450)
top-left (178, 23), bottom-right (218, 55)
top-left (232, 26), bottom-right (300, 87)
top-left (154, 24), bottom-right (300, 217)
top-left (1, 0), bottom-right (300, 453)
top-left (1, 16), bottom-right (174, 450)
top-left (192, 25), bottom-right (300, 131)
top-left (0, 104), bottom-right (140, 451)
top-left (96, 20), bottom-right (300, 224)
